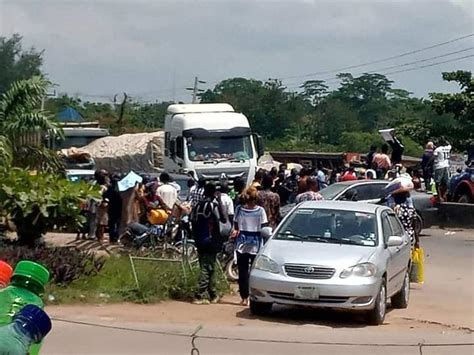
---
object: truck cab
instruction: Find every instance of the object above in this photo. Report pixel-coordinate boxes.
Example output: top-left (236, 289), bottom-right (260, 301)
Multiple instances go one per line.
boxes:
top-left (164, 103), bottom-right (263, 186)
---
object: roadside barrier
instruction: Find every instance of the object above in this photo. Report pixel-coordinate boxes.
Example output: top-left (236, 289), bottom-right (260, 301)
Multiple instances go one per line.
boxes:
top-left (438, 202), bottom-right (474, 228)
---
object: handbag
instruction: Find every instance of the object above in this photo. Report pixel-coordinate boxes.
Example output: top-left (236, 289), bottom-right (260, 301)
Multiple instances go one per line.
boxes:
top-left (410, 247), bottom-right (424, 284)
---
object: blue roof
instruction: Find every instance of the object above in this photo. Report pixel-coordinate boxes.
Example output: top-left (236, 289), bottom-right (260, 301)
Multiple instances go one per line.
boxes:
top-left (57, 107), bottom-right (83, 122)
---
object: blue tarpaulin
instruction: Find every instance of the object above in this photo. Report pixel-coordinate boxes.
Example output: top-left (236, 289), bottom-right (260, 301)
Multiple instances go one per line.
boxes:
top-left (57, 107), bottom-right (83, 122)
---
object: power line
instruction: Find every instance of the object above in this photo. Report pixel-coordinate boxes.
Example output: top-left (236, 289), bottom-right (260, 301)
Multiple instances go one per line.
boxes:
top-left (277, 33), bottom-right (474, 81)
top-left (285, 53), bottom-right (474, 91)
top-left (284, 46), bottom-right (474, 87)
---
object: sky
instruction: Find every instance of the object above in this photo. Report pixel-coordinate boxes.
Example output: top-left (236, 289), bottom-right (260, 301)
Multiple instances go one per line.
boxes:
top-left (1, 0), bottom-right (473, 103)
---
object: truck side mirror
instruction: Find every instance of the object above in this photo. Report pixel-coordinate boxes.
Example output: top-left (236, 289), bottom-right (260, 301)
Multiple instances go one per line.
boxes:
top-left (253, 134), bottom-right (264, 158)
top-left (170, 139), bottom-right (176, 158)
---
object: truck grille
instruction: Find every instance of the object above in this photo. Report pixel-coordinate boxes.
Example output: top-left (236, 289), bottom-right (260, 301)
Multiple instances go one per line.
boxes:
top-left (284, 264), bottom-right (335, 279)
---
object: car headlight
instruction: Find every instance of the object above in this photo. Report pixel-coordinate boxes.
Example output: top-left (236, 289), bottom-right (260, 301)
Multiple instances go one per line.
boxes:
top-left (254, 255), bottom-right (280, 274)
top-left (340, 263), bottom-right (377, 278)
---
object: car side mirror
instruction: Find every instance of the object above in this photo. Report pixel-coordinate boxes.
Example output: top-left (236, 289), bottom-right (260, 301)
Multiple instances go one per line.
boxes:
top-left (261, 227), bottom-right (273, 239)
top-left (387, 235), bottom-right (403, 247)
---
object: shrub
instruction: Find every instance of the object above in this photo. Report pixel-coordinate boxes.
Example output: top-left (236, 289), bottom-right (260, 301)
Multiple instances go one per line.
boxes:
top-left (0, 168), bottom-right (99, 245)
top-left (0, 245), bottom-right (106, 284)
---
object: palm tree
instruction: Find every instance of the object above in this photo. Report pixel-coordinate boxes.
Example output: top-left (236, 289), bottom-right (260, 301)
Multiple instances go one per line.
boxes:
top-left (0, 76), bottom-right (63, 172)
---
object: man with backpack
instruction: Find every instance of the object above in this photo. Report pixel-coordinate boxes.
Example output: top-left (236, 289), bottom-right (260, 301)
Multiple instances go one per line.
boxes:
top-left (191, 182), bottom-right (226, 305)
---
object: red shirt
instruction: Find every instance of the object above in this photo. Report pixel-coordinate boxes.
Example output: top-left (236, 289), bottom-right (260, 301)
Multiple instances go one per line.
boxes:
top-left (341, 171), bottom-right (357, 181)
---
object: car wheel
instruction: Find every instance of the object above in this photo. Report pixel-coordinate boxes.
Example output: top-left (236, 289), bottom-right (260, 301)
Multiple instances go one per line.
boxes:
top-left (225, 259), bottom-right (239, 282)
top-left (391, 270), bottom-right (410, 309)
top-left (458, 194), bottom-right (472, 204)
top-left (249, 300), bottom-right (272, 316)
top-left (413, 213), bottom-right (423, 237)
top-left (366, 281), bottom-right (386, 325)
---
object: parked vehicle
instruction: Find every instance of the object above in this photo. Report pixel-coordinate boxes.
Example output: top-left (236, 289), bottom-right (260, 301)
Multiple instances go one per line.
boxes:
top-left (448, 164), bottom-right (474, 203)
top-left (249, 201), bottom-right (411, 325)
top-left (164, 104), bottom-right (264, 186)
top-left (282, 180), bottom-right (437, 235)
top-left (65, 169), bottom-right (96, 183)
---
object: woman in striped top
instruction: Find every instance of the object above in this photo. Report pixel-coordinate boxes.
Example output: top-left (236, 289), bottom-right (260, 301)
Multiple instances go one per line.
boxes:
top-left (233, 186), bottom-right (268, 306)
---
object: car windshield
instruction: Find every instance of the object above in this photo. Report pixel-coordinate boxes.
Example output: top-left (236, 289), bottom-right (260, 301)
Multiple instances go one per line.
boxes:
top-left (319, 184), bottom-right (348, 200)
top-left (275, 208), bottom-right (378, 247)
top-left (187, 135), bottom-right (253, 162)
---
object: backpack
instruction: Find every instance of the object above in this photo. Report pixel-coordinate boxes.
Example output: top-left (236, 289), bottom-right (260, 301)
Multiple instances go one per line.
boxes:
top-left (191, 199), bottom-right (226, 249)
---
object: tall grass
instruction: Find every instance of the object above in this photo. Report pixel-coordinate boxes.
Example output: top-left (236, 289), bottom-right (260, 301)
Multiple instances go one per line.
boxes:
top-left (47, 255), bottom-right (229, 304)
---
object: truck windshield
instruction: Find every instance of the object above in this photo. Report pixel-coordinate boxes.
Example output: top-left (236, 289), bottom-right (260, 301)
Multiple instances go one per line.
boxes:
top-left (187, 135), bottom-right (254, 161)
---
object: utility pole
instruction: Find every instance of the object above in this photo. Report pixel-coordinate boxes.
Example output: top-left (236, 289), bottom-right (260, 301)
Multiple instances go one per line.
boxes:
top-left (186, 76), bottom-right (206, 103)
top-left (41, 90), bottom-right (57, 111)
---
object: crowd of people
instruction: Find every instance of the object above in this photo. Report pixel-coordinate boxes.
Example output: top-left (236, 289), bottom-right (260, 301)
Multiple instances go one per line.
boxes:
top-left (78, 135), bottom-right (454, 305)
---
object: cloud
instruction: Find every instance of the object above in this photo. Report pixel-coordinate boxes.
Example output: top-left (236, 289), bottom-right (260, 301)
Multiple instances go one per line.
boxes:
top-left (0, 0), bottom-right (472, 101)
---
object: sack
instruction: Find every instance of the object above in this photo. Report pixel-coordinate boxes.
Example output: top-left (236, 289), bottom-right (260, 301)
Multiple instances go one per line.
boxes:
top-left (410, 247), bottom-right (424, 284)
top-left (147, 208), bottom-right (168, 225)
top-left (385, 177), bottom-right (414, 195)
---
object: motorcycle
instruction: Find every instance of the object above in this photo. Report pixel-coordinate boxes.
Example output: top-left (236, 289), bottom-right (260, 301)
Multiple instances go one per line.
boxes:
top-left (219, 239), bottom-right (238, 282)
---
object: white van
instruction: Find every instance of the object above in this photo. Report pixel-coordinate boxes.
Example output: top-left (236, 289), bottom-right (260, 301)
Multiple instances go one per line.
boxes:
top-left (164, 103), bottom-right (263, 186)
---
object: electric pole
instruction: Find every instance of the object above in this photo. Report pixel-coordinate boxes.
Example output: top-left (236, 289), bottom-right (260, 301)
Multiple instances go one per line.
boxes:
top-left (186, 76), bottom-right (206, 103)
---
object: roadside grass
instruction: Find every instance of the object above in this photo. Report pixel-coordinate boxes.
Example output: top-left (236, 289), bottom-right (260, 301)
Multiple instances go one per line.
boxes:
top-left (46, 254), bottom-right (229, 304)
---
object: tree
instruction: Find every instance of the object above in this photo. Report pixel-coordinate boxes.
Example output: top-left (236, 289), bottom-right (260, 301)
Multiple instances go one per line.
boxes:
top-left (0, 34), bottom-right (44, 94)
top-left (0, 76), bottom-right (63, 172)
top-left (300, 80), bottom-right (328, 106)
top-left (430, 71), bottom-right (473, 149)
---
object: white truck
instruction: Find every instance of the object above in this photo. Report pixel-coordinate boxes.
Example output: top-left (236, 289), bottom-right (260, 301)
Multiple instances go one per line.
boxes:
top-left (164, 103), bottom-right (264, 186)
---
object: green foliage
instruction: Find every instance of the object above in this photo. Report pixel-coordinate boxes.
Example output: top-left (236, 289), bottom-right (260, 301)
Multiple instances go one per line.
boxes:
top-left (0, 168), bottom-right (99, 244)
top-left (430, 70), bottom-right (474, 148)
top-left (339, 132), bottom-right (383, 153)
top-left (0, 34), bottom-right (43, 95)
top-left (0, 76), bottom-right (64, 172)
top-left (46, 256), bottom-right (229, 304)
top-left (0, 245), bottom-right (106, 285)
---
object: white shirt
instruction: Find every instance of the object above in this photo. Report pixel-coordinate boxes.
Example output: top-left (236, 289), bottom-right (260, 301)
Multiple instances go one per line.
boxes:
top-left (219, 193), bottom-right (234, 218)
top-left (156, 184), bottom-right (178, 209)
top-left (434, 145), bottom-right (451, 170)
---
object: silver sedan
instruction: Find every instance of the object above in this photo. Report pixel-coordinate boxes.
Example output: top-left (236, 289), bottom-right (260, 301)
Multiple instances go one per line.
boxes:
top-left (249, 201), bottom-right (411, 325)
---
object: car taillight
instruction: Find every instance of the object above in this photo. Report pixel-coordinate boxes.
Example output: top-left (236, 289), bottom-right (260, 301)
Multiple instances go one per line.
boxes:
top-left (430, 196), bottom-right (438, 206)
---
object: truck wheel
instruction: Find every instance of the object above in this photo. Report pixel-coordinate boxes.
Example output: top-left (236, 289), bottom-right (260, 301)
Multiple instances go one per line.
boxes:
top-left (458, 194), bottom-right (472, 203)
top-left (366, 281), bottom-right (386, 325)
top-left (391, 271), bottom-right (410, 309)
top-left (249, 300), bottom-right (272, 316)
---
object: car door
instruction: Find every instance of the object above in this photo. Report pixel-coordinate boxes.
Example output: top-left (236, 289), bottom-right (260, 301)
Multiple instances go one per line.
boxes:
top-left (387, 212), bottom-right (411, 293)
top-left (380, 211), bottom-right (399, 297)
top-left (388, 211), bottom-right (411, 287)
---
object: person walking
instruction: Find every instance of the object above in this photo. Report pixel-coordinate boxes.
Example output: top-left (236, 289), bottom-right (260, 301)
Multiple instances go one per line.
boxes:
top-left (391, 191), bottom-right (418, 248)
top-left (314, 162), bottom-right (328, 190)
top-left (156, 172), bottom-right (178, 211)
top-left (295, 177), bottom-right (324, 203)
top-left (232, 187), bottom-right (268, 306)
top-left (94, 170), bottom-right (109, 242)
top-left (366, 145), bottom-right (377, 169)
top-left (218, 182), bottom-right (235, 238)
top-left (188, 177), bottom-right (206, 208)
top-left (258, 174), bottom-right (281, 230)
top-left (192, 183), bottom-right (226, 305)
top-left (433, 139), bottom-right (452, 201)
top-left (421, 142), bottom-right (435, 191)
top-left (373, 144), bottom-right (392, 179)
top-left (104, 174), bottom-right (122, 244)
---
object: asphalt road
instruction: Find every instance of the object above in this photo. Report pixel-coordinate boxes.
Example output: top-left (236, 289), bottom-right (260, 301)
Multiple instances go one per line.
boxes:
top-left (43, 228), bottom-right (473, 355)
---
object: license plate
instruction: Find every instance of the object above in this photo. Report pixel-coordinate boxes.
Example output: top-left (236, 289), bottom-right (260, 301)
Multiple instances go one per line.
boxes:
top-left (294, 286), bottom-right (319, 300)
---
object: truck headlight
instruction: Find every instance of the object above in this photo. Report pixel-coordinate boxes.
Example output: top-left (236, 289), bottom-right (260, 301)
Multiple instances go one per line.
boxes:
top-left (254, 255), bottom-right (280, 274)
top-left (340, 263), bottom-right (377, 278)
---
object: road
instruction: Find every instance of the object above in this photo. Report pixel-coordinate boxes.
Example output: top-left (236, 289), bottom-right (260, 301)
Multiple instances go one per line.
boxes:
top-left (43, 228), bottom-right (473, 354)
